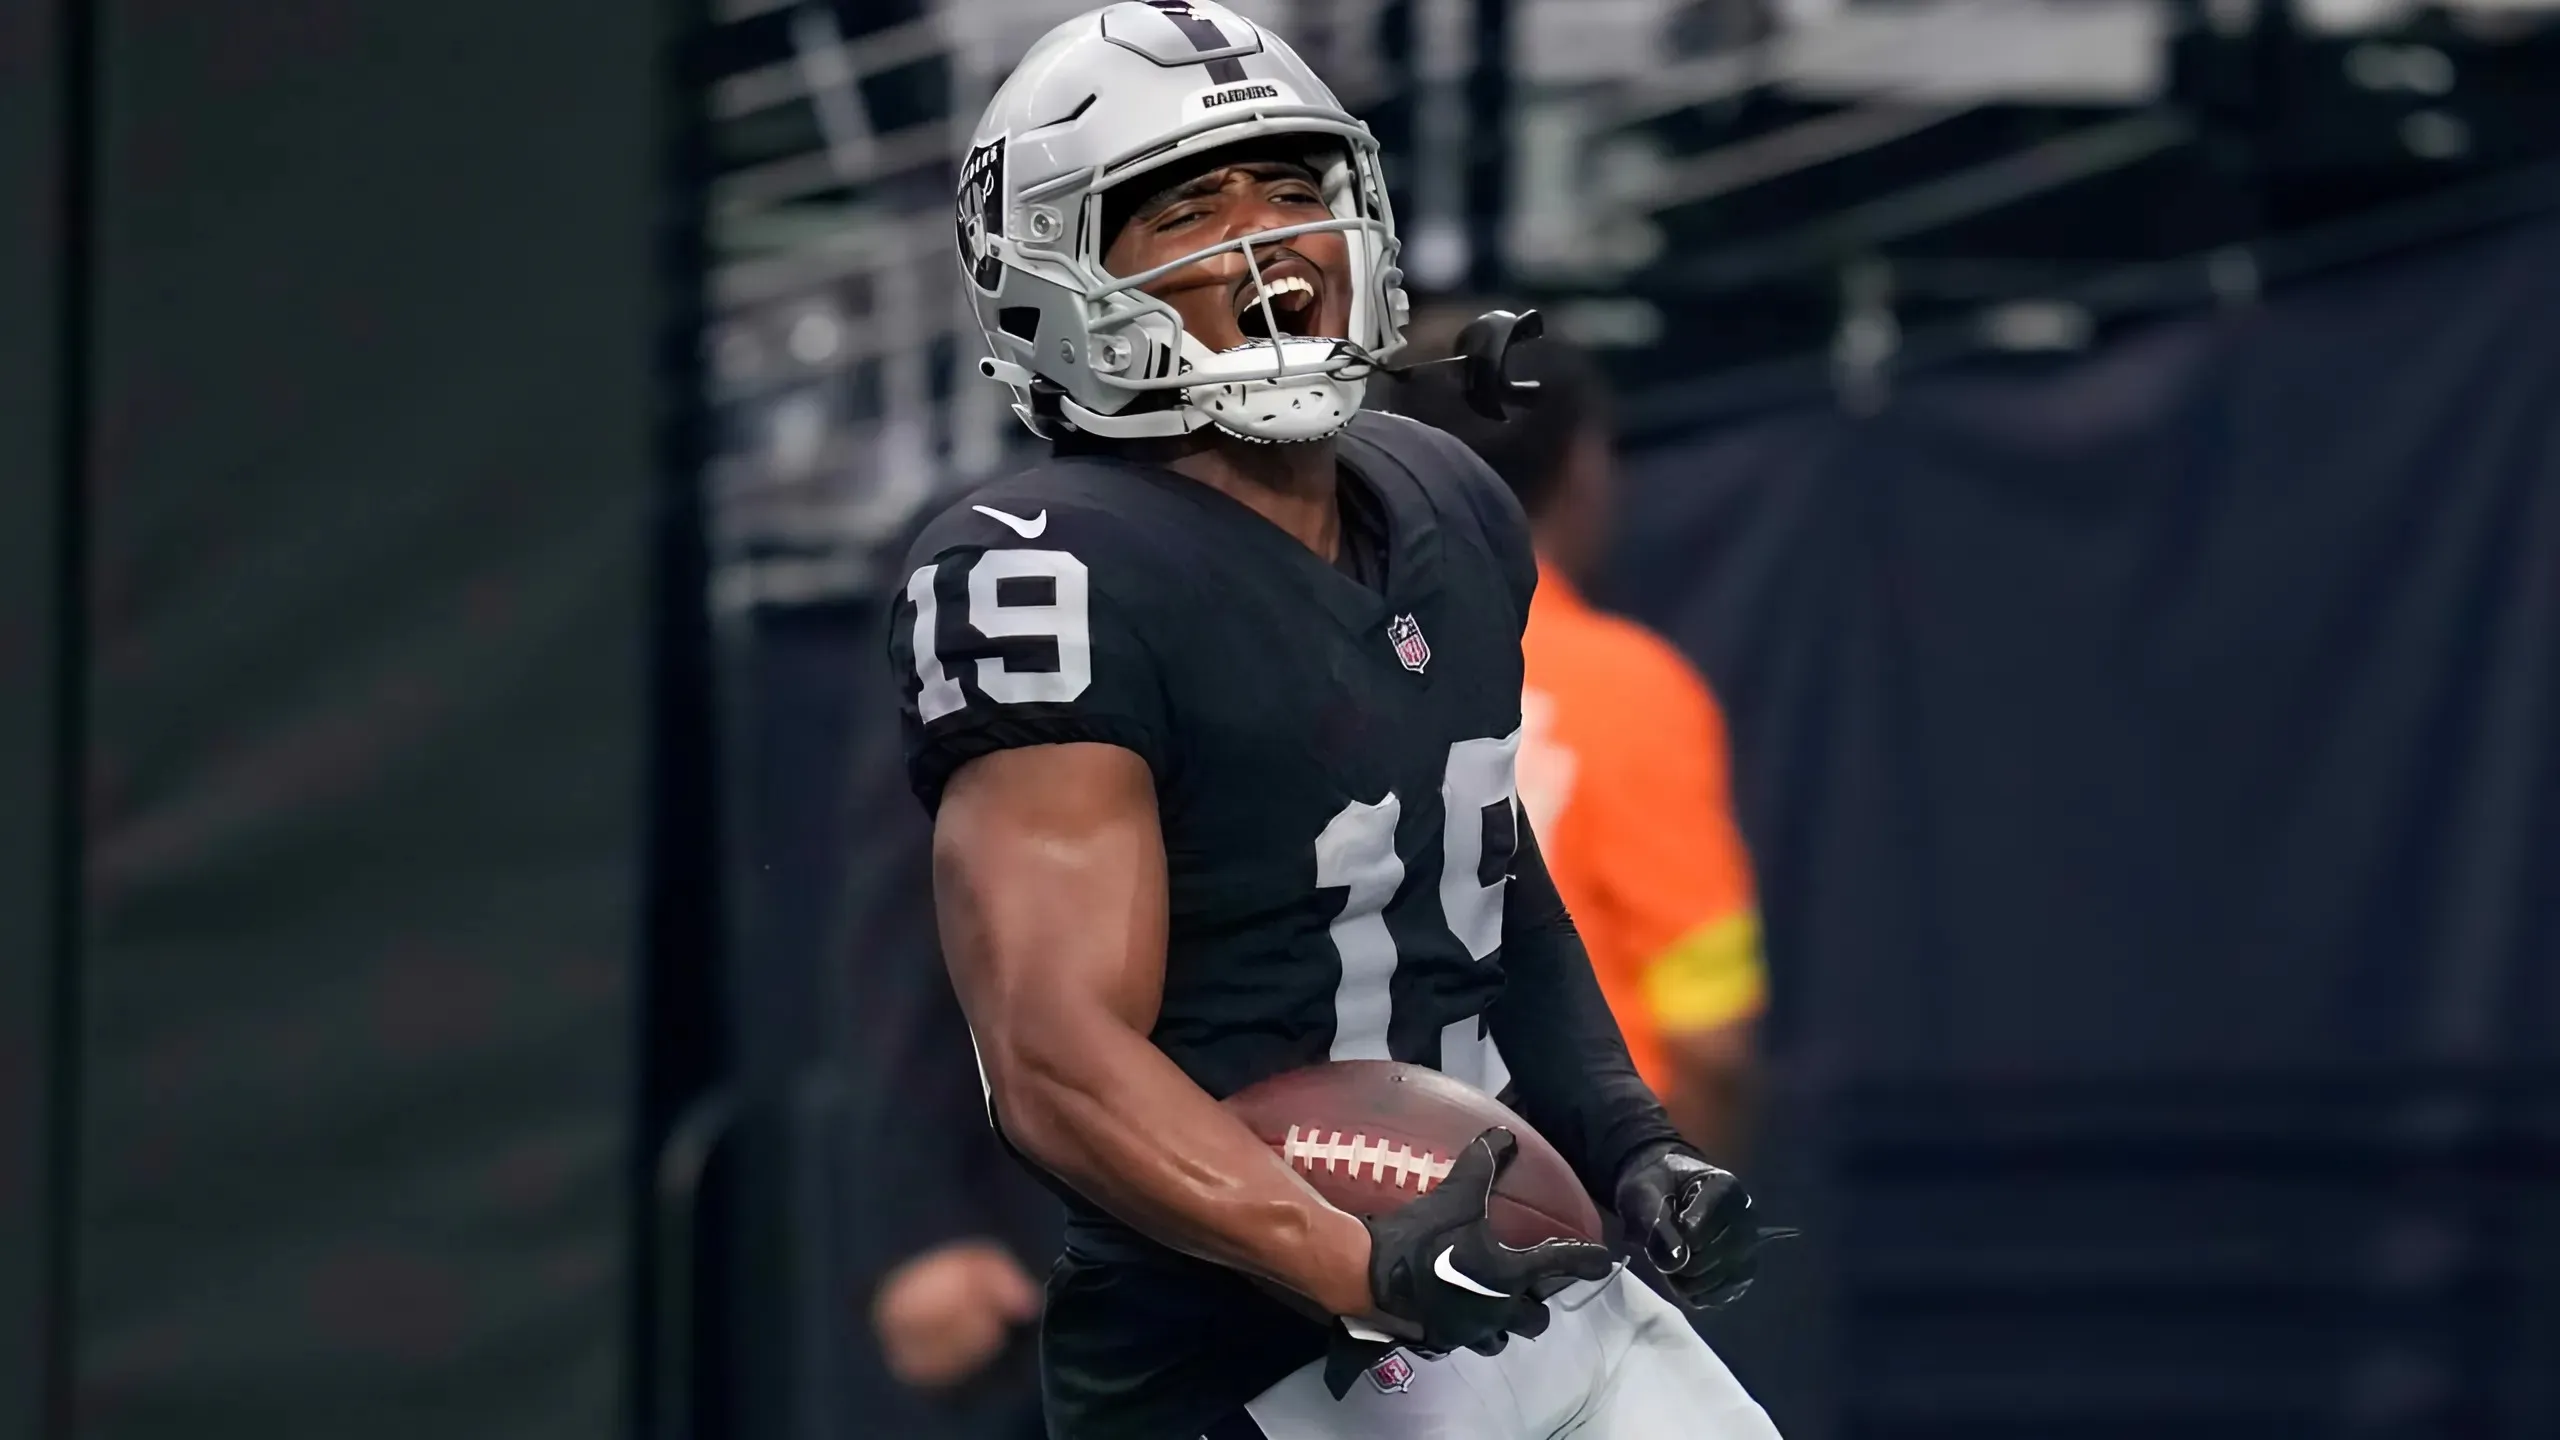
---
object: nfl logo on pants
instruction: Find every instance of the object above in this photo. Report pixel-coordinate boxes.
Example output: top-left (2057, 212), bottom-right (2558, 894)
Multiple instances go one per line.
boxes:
top-left (1367, 1351), bottom-right (1416, 1394)
top-left (1388, 614), bottom-right (1431, 674)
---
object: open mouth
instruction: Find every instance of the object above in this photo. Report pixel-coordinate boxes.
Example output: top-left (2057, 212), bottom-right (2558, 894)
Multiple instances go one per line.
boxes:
top-left (1231, 255), bottom-right (1324, 343)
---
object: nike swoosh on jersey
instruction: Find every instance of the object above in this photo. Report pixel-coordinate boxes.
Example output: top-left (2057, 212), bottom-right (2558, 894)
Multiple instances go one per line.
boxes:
top-left (1432, 1246), bottom-right (1506, 1298)
top-left (972, 504), bottom-right (1048, 539)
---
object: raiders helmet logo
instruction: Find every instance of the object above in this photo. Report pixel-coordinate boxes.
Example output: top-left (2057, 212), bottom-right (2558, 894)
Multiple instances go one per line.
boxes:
top-left (956, 137), bottom-right (1007, 294)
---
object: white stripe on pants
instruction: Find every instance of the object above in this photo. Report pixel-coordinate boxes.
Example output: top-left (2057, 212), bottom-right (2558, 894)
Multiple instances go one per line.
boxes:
top-left (1240, 1267), bottom-right (1782, 1439)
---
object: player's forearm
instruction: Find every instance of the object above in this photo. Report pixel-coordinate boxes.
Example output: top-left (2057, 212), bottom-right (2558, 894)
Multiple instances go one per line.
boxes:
top-left (1491, 818), bottom-right (1682, 1194)
top-left (984, 1017), bottom-right (1373, 1316)
top-left (1490, 932), bottom-right (1680, 1194)
top-left (933, 745), bottom-right (1377, 1318)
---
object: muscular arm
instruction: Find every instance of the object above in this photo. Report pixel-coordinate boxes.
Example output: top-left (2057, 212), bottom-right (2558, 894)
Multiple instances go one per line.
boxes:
top-left (932, 742), bottom-right (1374, 1318)
top-left (1487, 814), bottom-right (1683, 1199)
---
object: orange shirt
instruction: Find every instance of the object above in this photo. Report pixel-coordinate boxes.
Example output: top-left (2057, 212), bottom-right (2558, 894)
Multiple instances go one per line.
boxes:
top-left (1518, 561), bottom-right (1764, 1096)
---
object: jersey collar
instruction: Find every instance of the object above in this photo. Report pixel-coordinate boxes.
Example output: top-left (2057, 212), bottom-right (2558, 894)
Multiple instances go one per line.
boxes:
top-left (1335, 425), bottom-right (1446, 628)
top-left (1101, 440), bottom-right (1447, 669)
top-left (1272, 444), bottom-right (1443, 670)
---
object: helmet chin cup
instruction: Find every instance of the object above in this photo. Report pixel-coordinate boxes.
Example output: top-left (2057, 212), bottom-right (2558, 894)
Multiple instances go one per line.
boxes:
top-left (1180, 337), bottom-right (1363, 444)
top-left (1051, 335), bottom-right (1370, 445)
top-left (1191, 372), bottom-right (1364, 443)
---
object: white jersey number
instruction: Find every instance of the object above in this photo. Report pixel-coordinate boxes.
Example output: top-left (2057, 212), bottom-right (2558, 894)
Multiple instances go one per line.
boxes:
top-left (912, 551), bottom-right (1519, 1092)
top-left (1316, 730), bottom-right (1521, 1092)
top-left (905, 550), bottom-right (1092, 721)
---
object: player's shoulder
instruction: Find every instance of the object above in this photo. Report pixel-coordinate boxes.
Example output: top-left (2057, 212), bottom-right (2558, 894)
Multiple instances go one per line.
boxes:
top-left (1344, 410), bottom-right (1525, 532)
top-left (904, 453), bottom-right (1190, 577)
top-left (1342, 410), bottom-right (1536, 600)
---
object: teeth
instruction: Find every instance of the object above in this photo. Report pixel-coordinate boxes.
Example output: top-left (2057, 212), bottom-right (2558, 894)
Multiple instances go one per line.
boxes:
top-left (1238, 275), bottom-right (1315, 316)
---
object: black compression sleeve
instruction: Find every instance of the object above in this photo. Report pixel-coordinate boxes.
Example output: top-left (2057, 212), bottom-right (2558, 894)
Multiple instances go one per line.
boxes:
top-left (1488, 814), bottom-right (1683, 1200)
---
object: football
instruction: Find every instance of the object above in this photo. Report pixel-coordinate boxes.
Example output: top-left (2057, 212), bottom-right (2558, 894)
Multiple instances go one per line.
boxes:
top-left (1223, 1060), bottom-right (1605, 1247)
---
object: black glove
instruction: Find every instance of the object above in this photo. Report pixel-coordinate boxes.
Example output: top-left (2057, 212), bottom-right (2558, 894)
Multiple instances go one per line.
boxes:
top-left (1322, 1127), bottom-right (1617, 1398)
top-left (1613, 1142), bottom-right (1794, 1310)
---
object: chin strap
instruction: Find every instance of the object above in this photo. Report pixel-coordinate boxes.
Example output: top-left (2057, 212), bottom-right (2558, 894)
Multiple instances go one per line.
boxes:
top-left (978, 357), bottom-right (1035, 387)
top-left (1057, 393), bottom-right (1207, 441)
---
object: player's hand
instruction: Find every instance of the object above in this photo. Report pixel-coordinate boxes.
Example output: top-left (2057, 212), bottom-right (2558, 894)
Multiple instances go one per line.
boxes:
top-left (1332, 1127), bottom-right (1614, 1391)
top-left (870, 1239), bottom-right (1042, 1390)
top-left (1614, 1142), bottom-right (1794, 1310)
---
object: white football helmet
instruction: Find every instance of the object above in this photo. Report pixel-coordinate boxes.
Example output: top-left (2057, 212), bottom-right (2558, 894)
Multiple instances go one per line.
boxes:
top-left (956, 1), bottom-right (1410, 444)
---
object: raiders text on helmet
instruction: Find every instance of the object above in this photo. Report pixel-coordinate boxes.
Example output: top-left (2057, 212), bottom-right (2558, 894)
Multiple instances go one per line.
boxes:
top-left (956, 1), bottom-right (1411, 445)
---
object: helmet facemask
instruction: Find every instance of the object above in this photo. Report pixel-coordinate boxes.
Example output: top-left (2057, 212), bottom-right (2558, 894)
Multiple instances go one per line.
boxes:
top-left (1012, 123), bottom-right (1408, 445)
top-left (1111, 143), bottom-right (1368, 444)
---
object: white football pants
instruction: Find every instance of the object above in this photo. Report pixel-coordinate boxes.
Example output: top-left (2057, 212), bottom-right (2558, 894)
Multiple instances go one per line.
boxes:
top-left (1236, 1267), bottom-right (1782, 1439)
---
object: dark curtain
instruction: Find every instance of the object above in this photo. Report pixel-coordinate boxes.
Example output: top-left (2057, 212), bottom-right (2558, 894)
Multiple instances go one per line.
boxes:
top-left (0, 0), bottom-right (72, 1431)
top-left (1608, 217), bottom-right (2560, 1438)
top-left (1615, 217), bottom-right (2560, 1078)
top-left (67, 4), bottom-right (670, 1437)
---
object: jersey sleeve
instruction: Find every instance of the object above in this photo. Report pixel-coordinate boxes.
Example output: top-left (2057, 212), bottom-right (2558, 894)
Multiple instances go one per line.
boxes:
top-left (1439, 426), bottom-right (1540, 631)
top-left (886, 497), bottom-right (1176, 811)
top-left (1465, 453), bottom-right (1541, 632)
top-left (1591, 638), bottom-right (1766, 1033)
top-left (1489, 810), bottom-right (1682, 1196)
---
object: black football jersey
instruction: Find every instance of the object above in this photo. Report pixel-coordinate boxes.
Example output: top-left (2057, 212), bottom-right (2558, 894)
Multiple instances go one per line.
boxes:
top-left (888, 412), bottom-right (1543, 1436)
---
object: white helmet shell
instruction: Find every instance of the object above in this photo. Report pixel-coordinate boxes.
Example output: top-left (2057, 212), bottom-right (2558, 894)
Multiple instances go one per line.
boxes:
top-left (956, 2), bottom-right (1410, 444)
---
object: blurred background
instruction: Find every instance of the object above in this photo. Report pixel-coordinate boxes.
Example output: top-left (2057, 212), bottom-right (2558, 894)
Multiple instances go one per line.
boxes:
top-left (4, 2), bottom-right (2557, 1440)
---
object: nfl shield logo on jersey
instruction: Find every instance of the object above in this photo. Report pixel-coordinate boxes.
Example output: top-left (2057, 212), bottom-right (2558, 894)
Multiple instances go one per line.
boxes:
top-left (1367, 1350), bottom-right (1416, 1394)
top-left (1387, 614), bottom-right (1431, 674)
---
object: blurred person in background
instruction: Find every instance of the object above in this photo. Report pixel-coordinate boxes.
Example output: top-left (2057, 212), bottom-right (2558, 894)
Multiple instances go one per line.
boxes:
top-left (849, 592), bottom-right (1062, 1440)
top-left (863, 961), bottom-right (1057, 1440)
top-left (1375, 309), bottom-right (1766, 1163)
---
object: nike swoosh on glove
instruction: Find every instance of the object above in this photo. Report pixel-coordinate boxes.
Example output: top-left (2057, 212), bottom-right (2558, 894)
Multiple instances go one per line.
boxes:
top-left (1323, 1127), bottom-right (1617, 1398)
top-left (1613, 1142), bottom-right (1796, 1310)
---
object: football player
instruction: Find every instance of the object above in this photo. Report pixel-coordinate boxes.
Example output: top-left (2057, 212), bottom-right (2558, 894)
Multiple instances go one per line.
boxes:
top-left (889, 5), bottom-right (1783, 1437)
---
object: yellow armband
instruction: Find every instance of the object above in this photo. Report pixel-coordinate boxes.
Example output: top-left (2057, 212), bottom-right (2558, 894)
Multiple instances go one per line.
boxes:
top-left (1640, 912), bottom-right (1767, 1031)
